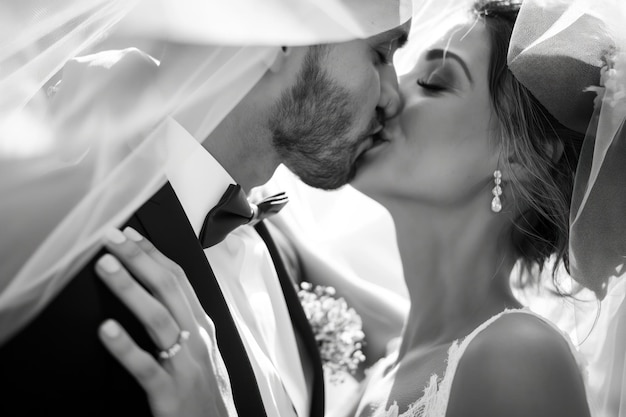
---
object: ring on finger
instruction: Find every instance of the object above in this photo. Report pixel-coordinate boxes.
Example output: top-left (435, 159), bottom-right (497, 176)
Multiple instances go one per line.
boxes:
top-left (158, 330), bottom-right (190, 360)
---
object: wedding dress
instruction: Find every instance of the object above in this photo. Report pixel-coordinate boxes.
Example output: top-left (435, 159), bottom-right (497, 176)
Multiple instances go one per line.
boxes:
top-left (362, 309), bottom-right (587, 417)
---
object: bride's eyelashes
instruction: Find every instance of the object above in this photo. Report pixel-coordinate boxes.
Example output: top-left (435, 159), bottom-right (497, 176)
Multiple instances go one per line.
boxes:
top-left (414, 61), bottom-right (464, 93)
top-left (416, 78), bottom-right (447, 92)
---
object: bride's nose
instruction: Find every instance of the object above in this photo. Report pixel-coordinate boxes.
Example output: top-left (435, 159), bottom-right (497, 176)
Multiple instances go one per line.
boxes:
top-left (377, 63), bottom-right (403, 120)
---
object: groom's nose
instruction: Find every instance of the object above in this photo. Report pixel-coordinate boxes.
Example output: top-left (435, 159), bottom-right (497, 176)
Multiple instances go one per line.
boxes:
top-left (377, 63), bottom-right (403, 121)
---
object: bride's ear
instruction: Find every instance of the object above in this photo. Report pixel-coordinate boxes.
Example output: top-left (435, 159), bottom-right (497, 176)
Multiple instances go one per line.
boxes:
top-left (501, 138), bottom-right (564, 184)
top-left (546, 139), bottom-right (564, 164)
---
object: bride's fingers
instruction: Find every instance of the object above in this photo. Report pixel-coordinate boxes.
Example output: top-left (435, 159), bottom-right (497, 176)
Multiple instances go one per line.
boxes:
top-left (98, 319), bottom-right (173, 396)
top-left (95, 254), bottom-right (182, 350)
top-left (103, 228), bottom-right (196, 332)
top-left (121, 227), bottom-right (210, 324)
top-left (122, 227), bottom-right (180, 275)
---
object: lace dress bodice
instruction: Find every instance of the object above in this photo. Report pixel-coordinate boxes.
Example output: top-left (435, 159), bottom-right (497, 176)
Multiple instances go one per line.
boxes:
top-left (360, 309), bottom-right (587, 417)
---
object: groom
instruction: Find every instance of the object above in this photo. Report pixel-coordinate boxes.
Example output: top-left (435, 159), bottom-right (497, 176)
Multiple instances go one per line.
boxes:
top-left (0, 7), bottom-right (410, 417)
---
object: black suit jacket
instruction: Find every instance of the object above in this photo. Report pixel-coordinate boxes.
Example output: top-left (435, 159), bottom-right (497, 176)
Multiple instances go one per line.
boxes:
top-left (0, 183), bottom-right (324, 417)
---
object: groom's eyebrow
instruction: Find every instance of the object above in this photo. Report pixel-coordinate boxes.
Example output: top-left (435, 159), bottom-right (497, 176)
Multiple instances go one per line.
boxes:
top-left (426, 49), bottom-right (474, 84)
top-left (373, 25), bottom-right (409, 49)
top-left (389, 27), bottom-right (409, 48)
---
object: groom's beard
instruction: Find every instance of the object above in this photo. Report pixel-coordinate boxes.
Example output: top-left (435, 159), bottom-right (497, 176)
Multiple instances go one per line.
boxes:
top-left (269, 46), bottom-right (362, 190)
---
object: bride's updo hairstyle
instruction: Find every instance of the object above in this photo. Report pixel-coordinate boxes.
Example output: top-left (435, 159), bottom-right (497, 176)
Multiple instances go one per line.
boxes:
top-left (474, 0), bottom-right (585, 287)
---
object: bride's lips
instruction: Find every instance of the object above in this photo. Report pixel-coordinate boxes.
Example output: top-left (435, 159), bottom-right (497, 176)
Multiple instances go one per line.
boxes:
top-left (353, 118), bottom-right (407, 170)
top-left (355, 125), bottom-right (388, 160)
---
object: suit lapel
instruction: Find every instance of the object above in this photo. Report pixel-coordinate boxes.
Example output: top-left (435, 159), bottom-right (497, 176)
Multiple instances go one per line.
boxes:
top-left (255, 222), bottom-right (325, 417)
top-left (134, 183), bottom-right (267, 417)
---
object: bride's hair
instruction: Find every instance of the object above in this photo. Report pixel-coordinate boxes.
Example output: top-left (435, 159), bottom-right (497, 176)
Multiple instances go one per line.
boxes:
top-left (475, 0), bottom-right (585, 289)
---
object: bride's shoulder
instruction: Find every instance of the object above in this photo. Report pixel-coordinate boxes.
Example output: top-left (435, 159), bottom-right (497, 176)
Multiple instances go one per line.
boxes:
top-left (467, 310), bottom-right (571, 353)
top-left (445, 311), bottom-right (590, 417)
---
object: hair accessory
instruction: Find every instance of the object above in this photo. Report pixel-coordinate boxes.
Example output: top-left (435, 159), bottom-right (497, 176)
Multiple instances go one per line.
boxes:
top-left (507, 2), bottom-right (626, 414)
top-left (491, 170), bottom-right (503, 213)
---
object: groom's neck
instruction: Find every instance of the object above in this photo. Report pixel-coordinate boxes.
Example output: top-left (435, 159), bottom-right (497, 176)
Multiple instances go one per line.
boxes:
top-left (158, 45), bottom-right (281, 191)
top-left (200, 110), bottom-right (280, 193)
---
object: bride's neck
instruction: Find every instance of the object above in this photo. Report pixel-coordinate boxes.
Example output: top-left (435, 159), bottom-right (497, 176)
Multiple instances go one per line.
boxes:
top-left (384, 197), bottom-right (521, 359)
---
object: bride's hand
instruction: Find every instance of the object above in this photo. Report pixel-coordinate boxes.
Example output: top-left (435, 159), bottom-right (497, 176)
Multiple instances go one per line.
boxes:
top-left (95, 227), bottom-right (238, 417)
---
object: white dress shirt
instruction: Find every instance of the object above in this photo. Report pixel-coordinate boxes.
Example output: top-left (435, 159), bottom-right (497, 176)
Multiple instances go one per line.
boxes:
top-left (164, 118), bottom-right (309, 417)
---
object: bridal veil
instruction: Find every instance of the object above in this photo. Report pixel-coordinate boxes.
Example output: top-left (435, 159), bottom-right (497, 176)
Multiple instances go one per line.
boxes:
top-left (0, 0), bottom-right (412, 343)
top-left (509, 0), bottom-right (626, 415)
top-left (2, 1), bottom-right (625, 415)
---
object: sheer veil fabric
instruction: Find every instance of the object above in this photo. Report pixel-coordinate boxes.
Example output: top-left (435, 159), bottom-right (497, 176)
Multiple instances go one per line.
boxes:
top-left (508, 1), bottom-right (626, 415)
top-left (0, 0), bottom-right (412, 344)
top-left (3, 1), bottom-right (625, 414)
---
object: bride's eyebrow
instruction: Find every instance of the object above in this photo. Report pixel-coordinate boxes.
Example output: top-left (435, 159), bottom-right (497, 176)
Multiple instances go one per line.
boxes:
top-left (425, 49), bottom-right (473, 84)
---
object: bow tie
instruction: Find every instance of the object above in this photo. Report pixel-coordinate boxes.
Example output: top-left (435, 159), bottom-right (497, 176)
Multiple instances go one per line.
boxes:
top-left (199, 184), bottom-right (288, 248)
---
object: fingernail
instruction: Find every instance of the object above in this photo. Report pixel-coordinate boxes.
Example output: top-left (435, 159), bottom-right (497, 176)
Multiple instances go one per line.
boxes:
top-left (105, 228), bottom-right (126, 244)
top-left (123, 227), bottom-right (143, 242)
top-left (98, 254), bottom-right (120, 273)
top-left (101, 320), bottom-right (120, 338)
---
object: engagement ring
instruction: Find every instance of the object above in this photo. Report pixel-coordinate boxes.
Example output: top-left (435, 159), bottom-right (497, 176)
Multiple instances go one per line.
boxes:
top-left (158, 330), bottom-right (190, 360)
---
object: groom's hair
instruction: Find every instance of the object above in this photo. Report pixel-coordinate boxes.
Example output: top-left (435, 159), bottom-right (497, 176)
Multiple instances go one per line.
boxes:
top-left (475, 0), bottom-right (585, 293)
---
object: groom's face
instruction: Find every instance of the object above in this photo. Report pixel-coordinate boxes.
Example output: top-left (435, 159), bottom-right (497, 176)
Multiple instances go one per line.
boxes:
top-left (269, 24), bottom-right (409, 190)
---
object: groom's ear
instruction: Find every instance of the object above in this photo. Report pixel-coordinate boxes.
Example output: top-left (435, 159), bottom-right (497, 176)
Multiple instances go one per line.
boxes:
top-left (268, 46), bottom-right (293, 73)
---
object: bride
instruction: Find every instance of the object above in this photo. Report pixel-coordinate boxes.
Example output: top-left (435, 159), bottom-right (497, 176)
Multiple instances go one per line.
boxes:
top-left (94, 0), bottom-right (621, 416)
top-left (346, 1), bottom-right (588, 415)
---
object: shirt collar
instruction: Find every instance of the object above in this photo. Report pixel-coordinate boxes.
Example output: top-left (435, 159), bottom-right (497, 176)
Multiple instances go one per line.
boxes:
top-left (164, 117), bottom-right (236, 237)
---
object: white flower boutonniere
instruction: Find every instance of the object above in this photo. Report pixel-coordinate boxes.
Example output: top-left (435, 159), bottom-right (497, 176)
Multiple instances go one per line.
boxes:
top-left (297, 281), bottom-right (366, 383)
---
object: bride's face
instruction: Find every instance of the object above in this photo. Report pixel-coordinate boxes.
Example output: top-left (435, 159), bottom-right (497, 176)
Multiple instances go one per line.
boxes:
top-left (352, 21), bottom-right (501, 206)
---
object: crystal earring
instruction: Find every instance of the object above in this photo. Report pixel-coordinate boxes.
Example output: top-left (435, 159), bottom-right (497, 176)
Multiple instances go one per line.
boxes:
top-left (491, 170), bottom-right (503, 213)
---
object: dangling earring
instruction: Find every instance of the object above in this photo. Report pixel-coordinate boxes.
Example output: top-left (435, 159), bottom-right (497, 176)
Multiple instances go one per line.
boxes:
top-left (491, 170), bottom-right (503, 213)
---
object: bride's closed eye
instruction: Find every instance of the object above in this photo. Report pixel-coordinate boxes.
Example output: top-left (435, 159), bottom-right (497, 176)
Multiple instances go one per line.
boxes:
top-left (414, 65), bottom-right (455, 94)
top-left (416, 78), bottom-right (447, 92)
top-left (414, 56), bottom-right (466, 94)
